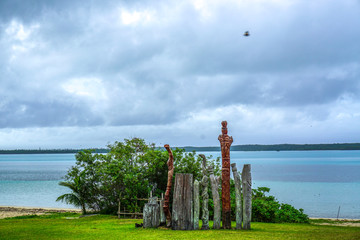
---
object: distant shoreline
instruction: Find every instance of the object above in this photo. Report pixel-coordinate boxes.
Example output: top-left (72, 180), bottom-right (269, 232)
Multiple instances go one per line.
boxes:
top-left (184, 143), bottom-right (360, 152)
top-left (1, 143), bottom-right (360, 154)
top-left (0, 206), bottom-right (81, 219)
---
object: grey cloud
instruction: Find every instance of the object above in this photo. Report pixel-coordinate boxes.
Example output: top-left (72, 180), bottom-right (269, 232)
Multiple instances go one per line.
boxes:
top-left (0, 0), bottom-right (132, 23)
top-left (0, 0), bottom-right (78, 22)
top-left (168, 1), bottom-right (360, 75)
top-left (0, 99), bottom-right (103, 128)
top-left (1, 0), bottom-right (360, 132)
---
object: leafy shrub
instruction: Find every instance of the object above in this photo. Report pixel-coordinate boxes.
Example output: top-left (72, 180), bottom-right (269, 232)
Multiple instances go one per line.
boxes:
top-left (58, 138), bottom-right (215, 215)
top-left (252, 187), bottom-right (309, 223)
top-left (276, 204), bottom-right (309, 223)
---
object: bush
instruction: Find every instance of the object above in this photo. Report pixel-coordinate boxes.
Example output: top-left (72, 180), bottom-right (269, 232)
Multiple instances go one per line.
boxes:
top-left (58, 138), bottom-right (215, 215)
top-left (252, 187), bottom-right (309, 223)
top-left (276, 204), bottom-right (309, 223)
top-left (58, 137), bottom-right (309, 223)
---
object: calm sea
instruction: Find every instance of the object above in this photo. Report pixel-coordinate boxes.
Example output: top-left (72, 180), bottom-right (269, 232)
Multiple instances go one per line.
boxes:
top-left (0, 151), bottom-right (359, 219)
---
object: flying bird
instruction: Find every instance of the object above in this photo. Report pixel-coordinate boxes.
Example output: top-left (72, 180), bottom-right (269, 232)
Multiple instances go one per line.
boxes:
top-left (244, 31), bottom-right (250, 37)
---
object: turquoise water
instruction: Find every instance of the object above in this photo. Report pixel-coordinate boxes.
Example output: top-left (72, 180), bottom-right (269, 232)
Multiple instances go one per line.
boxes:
top-left (203, 150), bottom-right (360, 219)
top-left (0, 154), bottom-right (75, 209)
top-left (0, 151), bottom-right (359, 219)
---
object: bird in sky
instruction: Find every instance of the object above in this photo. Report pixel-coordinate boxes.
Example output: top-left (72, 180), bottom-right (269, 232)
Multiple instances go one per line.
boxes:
top-left (244, 31), bottom-right (250, 37)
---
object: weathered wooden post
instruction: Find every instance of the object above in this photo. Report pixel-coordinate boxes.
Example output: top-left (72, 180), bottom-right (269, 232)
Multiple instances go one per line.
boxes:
top-left (163, 144), bottom-right (174, 227)
top-left (172, 173), bottom-right (194, 230)
top-left (117, 193), bottom-right (122, 219)
top-left (143, 197), bottom-right (160, 228)
top-left (242, 164), bottom-right (252, 230)
top-left (193, 180), bottom-right (200, 230)
top-left (209, 165), bottom-right (221, 229)
top-left (160, 193), bottom-right (166, 225)
top-left (218, 121), bottom-right (233, 229)
top-left (231, 163), bottom-right (242, 229)
top-left (199, 154), bottom-right (209, 230)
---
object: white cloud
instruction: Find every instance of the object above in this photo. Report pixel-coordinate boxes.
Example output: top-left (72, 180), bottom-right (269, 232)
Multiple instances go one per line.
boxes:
top-left (62, 77), bottom-right (107, 99)
top-left (6, 21), bottom-right (28, 41)
top-left (119, 9), bottom-right (154, 25)
top-left (4, 20), bottom-right (40, 62)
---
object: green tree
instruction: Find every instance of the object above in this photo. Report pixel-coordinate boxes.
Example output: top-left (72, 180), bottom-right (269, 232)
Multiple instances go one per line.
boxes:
top-left (252, 187), bottom-right (309, 223)
top-left (56, 173), bottom-right (88, 214)
top-left (58, 138), bottom-right (221, 215)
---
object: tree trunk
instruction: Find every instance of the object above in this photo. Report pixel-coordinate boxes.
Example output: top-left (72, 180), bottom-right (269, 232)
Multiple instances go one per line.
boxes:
top-left (242, 164), bottom-right (252, 230)
top-left (81, 204), bottom-right (86, 215)
top-left (172, 173), bottom-right (194, 230)
top-left (117, 192), bottom-right (121, 219)
top-left (80, 200), bottom-right (86, 215)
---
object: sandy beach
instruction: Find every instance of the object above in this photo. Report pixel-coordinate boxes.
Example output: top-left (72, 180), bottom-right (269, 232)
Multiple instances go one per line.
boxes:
top-left (0, 206), bottom-right (81, 219)
top-left (310, 218), bottom-right (360, 227)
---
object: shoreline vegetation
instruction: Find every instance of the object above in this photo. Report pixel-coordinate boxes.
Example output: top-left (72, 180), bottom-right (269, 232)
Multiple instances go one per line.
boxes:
top-left (1, 143), bottom-right (360, 154)
top-left (1, 206), bottom-right (359, 223)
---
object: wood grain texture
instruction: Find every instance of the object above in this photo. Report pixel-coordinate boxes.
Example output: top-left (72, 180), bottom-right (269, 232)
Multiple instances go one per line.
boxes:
top-left (209, 165), bottom-right (221, 229)
top-left (218, 121), bottom-right (233, 229)
top-left (143, 197), bottom-right (160, 228)
top-left (199, 154), bottom-right (210, 230)
top-left (172, 173), bottom-right (194, 230)
top-left (231, 163), bottom-right (242, 229)
top-left (163, 144), bottom-right (174, 227)
top-left (242, 164), bottom-right (252, 230)
top-left (193, 180), bottom-right (200, 230)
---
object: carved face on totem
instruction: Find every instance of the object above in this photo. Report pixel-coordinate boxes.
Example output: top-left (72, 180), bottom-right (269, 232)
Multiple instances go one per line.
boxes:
top-left (221, 121), bottom-right (228, 135)
top-left (219, 121), bottom-right (233, 159)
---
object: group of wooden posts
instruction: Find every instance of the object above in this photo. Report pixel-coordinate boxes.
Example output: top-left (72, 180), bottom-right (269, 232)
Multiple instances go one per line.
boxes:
top-left (143, 121), bottom-right (252, 230)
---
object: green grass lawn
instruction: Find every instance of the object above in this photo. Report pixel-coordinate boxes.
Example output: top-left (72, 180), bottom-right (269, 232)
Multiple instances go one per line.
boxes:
top-left (0, 213), bottom-right (359, 240)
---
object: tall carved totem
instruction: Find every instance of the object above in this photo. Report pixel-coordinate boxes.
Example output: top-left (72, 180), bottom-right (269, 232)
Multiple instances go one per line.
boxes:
top-left (218, 121), bottom-right (233, 229)
top-left (163, 144), bottom-right (174, 227)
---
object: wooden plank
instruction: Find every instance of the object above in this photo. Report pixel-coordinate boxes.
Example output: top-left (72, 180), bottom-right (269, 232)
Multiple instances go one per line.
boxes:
top-left (118, 212), bottom-right (143, 215)
top-left (143, 197), bottom-right (160, 228)
top-left (193, 180), bottom-right (200, 230)
top-left (209, 165), bottom-right (221, 229)
top-left (199, 154), bottom-right (209, 230)
top-left (172, 173), bottom-right (194, 230)
top-left (242, 164), bottom-right (252, 230)
top-left (231, 163), bottom-right (242, 229)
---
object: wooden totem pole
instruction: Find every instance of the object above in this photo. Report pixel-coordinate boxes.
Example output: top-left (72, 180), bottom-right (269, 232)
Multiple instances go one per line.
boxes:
top-left (218, 121), bottom-right (233, 229)
top-left (199, 154), bottom-right (210, 230)
top-left (163, 144), bottom-right (174, 227)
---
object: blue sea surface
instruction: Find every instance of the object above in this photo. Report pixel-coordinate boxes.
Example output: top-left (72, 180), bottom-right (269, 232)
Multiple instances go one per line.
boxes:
top-left (0, 154), bottom-right (75, 209)
top-left (0, 151), bottom-right (359, 219)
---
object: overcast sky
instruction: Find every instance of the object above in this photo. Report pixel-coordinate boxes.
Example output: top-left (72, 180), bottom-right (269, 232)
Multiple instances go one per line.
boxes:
top-left (0, 0), bottom-right (360, 149)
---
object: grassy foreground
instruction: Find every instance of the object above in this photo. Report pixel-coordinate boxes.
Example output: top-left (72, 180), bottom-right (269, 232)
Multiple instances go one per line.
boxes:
top-left (0, 213), bottom-right (359, 240)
